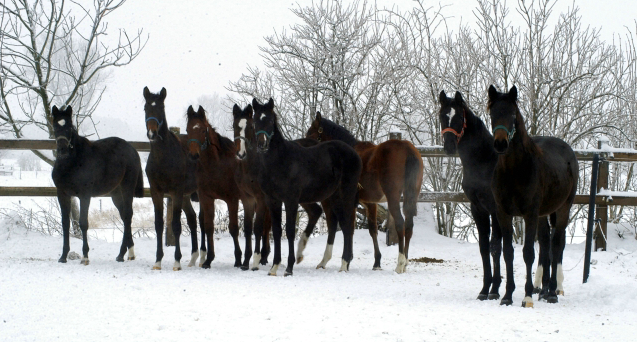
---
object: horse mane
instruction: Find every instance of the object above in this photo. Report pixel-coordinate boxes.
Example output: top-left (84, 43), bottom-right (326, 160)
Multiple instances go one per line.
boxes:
top-left (204, 120), bottom-right (236, 157)
top-left (319, 118), bottom-right (358, 146)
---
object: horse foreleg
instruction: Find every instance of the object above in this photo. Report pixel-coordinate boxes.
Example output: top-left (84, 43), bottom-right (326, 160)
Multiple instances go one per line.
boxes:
top-left (472, 204), bottom-right (492, 300)
top-left (182, 198), bottom-right (199, 267)
top-left (150, 189), bottom-right (164, 270)
top-left (227, 200), bottom-right (242, 268)
top-left (267, 198), bottom-right (283, 276)
top-left (489, 216), bottom-right (503, 300)
top-left (498, 211), bottom-right (515, 306)
top-left (252, 199), bottom-right (267, 270)
top-left (535, 216), bottom-right (551, 298)
top-left (241, 199), bottom-right (255, 271)
top-left (79, 197), bottom-right (91, 265)
top-left (170, 194), bottom-right (184, 271)
top-left (521, 213), bottom-right (539, 308)
top-left (201, 198), bottom-right (216, 269)
top-left (198, 206), bottom-right (206, 267)
top-left (284, 202), bottom-right (299, 276)
top-left (57, 194), bottom-right (72, 263)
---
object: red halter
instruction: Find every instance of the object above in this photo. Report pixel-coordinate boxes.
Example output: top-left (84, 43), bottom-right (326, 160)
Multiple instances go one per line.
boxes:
top-left (440, 109), bottom-right (467, 144)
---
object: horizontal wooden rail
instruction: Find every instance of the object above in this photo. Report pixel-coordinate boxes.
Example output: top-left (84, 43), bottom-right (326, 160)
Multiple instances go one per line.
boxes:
top-left (1, 187), bottom-right (635, 206)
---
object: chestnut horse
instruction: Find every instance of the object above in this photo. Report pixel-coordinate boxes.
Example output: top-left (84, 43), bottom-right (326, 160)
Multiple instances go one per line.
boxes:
top-left (143, 87), bottom-right (206, 271)
top-left (488, 85), bottom-right (578, 307)
top-left (306, 112), bottom-right (424, 273)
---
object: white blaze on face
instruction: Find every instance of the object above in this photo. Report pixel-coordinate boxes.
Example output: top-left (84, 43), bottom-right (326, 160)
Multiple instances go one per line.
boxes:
top-left (57, 119), bottom-right (65, 126)
top-left (151, 102), bottom-right (156, 106)
top-left (193, 124), bottom-right (201, 129)
top-left (237, 119), bottom-right (247, 156)
top-left (447, 108), bottom-right (456, 123)
top-left (260, 113), bottom-right (266, 121)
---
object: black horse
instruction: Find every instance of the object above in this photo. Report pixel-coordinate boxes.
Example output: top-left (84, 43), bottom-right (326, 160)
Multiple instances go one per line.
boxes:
top-left (52, 105), bottom-right (144, 264)
top-left (232, 104), bottom-right (334, 270)
top-left (143, 87), bottom-right (205, 271)
top-left (252, 98), bottom-right (362, 276)
top-left (440, 90), bottom-right (556, 301)
top-left (488, 85), bottom-right (578, 307)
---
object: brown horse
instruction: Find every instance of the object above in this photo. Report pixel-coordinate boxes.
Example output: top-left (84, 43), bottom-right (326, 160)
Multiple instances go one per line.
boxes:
top-left (306, 112), bottom-right (424, 273)
top-left (186, 105), bottom-right (252, 269)
top-left (488, 85), bottom-right (578, 307)
top-left (143, 87), bottom-right (205, 271)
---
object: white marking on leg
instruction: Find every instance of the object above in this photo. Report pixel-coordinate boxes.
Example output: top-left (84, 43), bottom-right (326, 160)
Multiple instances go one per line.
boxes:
top-left (199, 249), bottom-right (206, 267)
top-left (188, 250), bottom-right (199, 267)
top-left (252, 253), bottom-right (261, 270)
top-left (534, 265), bottom-right (544, 289)
top-left (173, 260), bottom-right (182, 271)
top-left (316, 244), bottom-right (333, 269)
top-left (296, 234), bottom-right (309, 262)
top-left (127, 246), bottom-right (135, 260)
top-left (395, 253), bottom-right (407, 274)
top-left (522, 296), bottom-right (534, 308)
top-left (152, 261), bottom-right (161, 270)
top-left (80, 257), bottom-right (89, 265)
top-left (339, 259), bottom-right (349, 272)
top-left (268, 263), bottom-right (279, 276)
top-left (57, 119), bottom-right (65, 126)
top-left (557, 263), bottom-right (564, 295)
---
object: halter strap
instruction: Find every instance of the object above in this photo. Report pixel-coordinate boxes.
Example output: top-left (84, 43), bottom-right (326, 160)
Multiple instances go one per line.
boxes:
top-left (234, 136), bottom-right (252, 150)
top-left (440, 109), bottom-right (467, 143)
top-left (188, 127), bottom-right (209, 151)
top-left (55, 135), bottom-right (73, 149)
top-left (145, 117), bottom-right (164, 128)
top-left (317, 126), bottom-right (324, 142)
top-left (492, 124), bottom-right (516, 142)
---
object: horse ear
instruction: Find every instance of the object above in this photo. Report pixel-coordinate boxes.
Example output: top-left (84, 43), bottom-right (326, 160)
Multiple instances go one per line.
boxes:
top-left (252, 98), bottom-right (260, 111)
top-left (187, 105), bottom-right (195, 117)
top-left (509, 86), bottom-right (517, 101)
top-left (52, 105), bottom-right (59, 117)
top-left (143, 86), bottom-right (151, 100)
top-left (159, 88), bottom-right (167, 101)
top-left (197, 106), bottom-right (205, 116)
top-left (439, 90), bottom-right (447, 105)
top-left (246, 104), bottom-right (253, 119)
top-left (65, 106), bottom-right (73, 116)
top-left (232, 104), bottom-right (241, 117)
top-left (315, 111), bottom-right (322, 122)
top-left (488, 85), bottom-right (498, 101)
top-left (265, 98), bottom-right (275, 111)
top-left (454, 91), bottom-right (463, 103)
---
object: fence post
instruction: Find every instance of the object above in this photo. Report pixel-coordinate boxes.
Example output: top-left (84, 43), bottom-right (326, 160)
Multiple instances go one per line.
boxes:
top-left (584, 154), bottom-right (600, 283)
top-left (165, 126), bottom-right (180, 247)
top-left (385, 131), bottom-right (401, 246)
top-left (594, 139), bottom-right (609, 251)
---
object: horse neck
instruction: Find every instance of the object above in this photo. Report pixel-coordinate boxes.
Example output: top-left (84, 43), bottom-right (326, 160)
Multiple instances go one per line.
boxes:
top-left (498, 110), bottom-right (540, 168)
top-left (456, 108), bottom-right (497, 166)
top-left (149, 127), bottom-right (180, 160)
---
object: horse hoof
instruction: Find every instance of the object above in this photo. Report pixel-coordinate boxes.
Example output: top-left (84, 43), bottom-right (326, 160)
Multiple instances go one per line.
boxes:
top-left (251, 267), bottom-right (259, 271)
top-left (296, 256), bottom-right (304, 264)
top-left (372, 266), bottom-right (382, 271)
top-left (152, 266), bottom-right (161, 270)
top-left (116, 257), bottom-right (124, 262)
top-left (557, 290), bottom-right (564, 296)
top-left (241, 265), bottom-right (250, 271)
top-left (316, 265), bottom-right (325, 269)
top-left (477, 294), bottom-right (488, 301)
top-left (522, 301), bottom-right (534, 308)
top-left (80, 259), bottom-right (89, 266)
top-left (173, 267), bottom-right (182, 271)
top-left (487, 293), bottom-right (500, 300)
top-left (500, 298), bottom-right (513, 306)
top-left (284, 271), bottom-right (293, 277)
top-left (547, 295), bottom-right (558, 304)
top-left (202, 264), bottom-right (211, 269)
top-left (533, 287), bottom-right (541, 294)
top-left (58, 258), bottom-right (67, 263)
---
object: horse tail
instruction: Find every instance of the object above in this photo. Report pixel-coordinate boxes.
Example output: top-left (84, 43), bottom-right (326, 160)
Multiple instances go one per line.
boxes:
top-left (190, 191), bottom-right (199, 203)
top-left (134, 166), bottom-right (144, 198)
top-left (402, 150), bottom-right (421, 218)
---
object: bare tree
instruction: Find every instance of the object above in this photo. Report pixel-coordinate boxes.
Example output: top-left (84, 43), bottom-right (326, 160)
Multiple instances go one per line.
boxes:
top-left (0, 0), bottom-right (147, 165)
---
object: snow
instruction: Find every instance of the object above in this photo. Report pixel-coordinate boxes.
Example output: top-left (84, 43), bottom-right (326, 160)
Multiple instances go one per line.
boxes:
top-left (1, 204), bottom-right (636, 341)
top-left (598, 188), bottom-right (637, 198)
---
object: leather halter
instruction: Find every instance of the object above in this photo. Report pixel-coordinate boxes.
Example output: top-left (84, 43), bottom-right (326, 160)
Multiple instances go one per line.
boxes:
top-left (55, 135), bottom-right (73, 149)
top-left (440, 109), bottom-right (467, 143)
top-left (188, 127), bottom-right (210, 151)
top-left (145, 116), bottom-right (164, 128)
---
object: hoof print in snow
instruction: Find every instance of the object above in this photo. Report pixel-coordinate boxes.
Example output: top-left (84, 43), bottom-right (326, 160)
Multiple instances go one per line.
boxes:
top-left (67, 251), bottom-right (81, 260)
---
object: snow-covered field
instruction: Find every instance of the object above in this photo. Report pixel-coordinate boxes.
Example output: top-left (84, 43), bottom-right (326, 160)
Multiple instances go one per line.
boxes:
top-left (1, 204), bottom-right (636, 342)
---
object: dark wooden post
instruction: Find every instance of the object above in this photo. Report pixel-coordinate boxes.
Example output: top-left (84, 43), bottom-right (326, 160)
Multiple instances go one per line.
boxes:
top-left (165, 126), bottom-right (180, 247)
top-left (594, 139), bottom-right (609, 251)
top-left (385, 130), bottom-right (401, 246)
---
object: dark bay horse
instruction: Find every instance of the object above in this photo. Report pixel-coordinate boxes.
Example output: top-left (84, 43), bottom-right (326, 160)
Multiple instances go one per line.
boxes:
top-left (232, 104), bottom-right (334, 270)
top-left (52, 105), bottom-right (144, 264)
top-left (252, 98), bottom-right (362, 276)
top-left (186, 106), bottom-right (251, 269)
top-left (306, 112), bottom-right (423, 273)
top-left (439, 90), bottom-right (552, 301)
top-left (488, 85), bottom-right (578, 307)
top-left (143, 87), bottom-right (205, 271)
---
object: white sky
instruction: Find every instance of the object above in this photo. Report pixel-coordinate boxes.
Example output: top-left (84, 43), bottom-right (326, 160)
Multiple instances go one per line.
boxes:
top-left (97, 0), bottom-right (636, 140)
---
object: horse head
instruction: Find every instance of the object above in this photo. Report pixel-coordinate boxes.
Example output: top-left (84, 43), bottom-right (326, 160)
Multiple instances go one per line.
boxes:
top-left (251, 98), bottom-right (276, 153)
top-left (438, 90), bottom-right (468, 155)
top-left (487, 85), bottom-right (520, 154)
top-left (143, 86), bottom-right (167, 141)
top-left (232, 103), bottom-right (254, 160)
top-left (52, 105), bottom-right (76, 158)
top-left (306, 111), bottom-right (328, 142)
top-left (186, 105), bottom-right (210, 160)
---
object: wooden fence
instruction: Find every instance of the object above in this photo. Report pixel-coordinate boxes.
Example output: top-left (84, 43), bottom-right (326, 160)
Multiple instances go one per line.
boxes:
top-left (1, 137), bottom-right (636, 252)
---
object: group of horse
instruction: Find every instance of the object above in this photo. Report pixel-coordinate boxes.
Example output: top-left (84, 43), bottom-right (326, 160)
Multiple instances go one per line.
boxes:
top-left (50, 84), bottom-right (578, 308)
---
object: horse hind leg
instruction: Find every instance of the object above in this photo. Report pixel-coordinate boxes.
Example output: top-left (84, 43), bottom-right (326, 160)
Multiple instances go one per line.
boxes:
top-left (240, 199), bottom-right (255, 271)
top-left (316, 206), bottom-right (338, 269)
top-left (182, 198), bottom-right (200, 267)
top-left (79, 197), bottom-right (91, 265)
top-left (363, 203), bottom-right (382, 270)
top-left (112, 192), bottom-right (134, 263)
top-left (547, 209), bottom-right (569, 303)
top-left (296, 203), bottom-right (322, 264)
top-left (386, 195), bottom-right (407, 274)
top-left (535, 216), bottom-right (551, 299)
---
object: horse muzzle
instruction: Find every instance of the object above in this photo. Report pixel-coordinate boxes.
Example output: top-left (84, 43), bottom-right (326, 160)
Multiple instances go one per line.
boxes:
top-left (442, 135), bottom-right (458, 155)
top-left (494, 138), bottom-right (509, 154)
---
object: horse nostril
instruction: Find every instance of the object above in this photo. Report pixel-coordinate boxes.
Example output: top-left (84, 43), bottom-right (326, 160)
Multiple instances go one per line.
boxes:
top-left (494, 139), bottom-right (508, 153)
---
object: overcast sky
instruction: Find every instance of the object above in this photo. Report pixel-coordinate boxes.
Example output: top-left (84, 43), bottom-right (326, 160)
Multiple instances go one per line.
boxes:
top-left (97, 0), bottom-right (636, 140)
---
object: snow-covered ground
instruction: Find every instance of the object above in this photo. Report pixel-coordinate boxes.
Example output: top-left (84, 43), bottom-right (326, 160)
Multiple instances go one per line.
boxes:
top-left (1, 204), bottom-right (636, 342)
